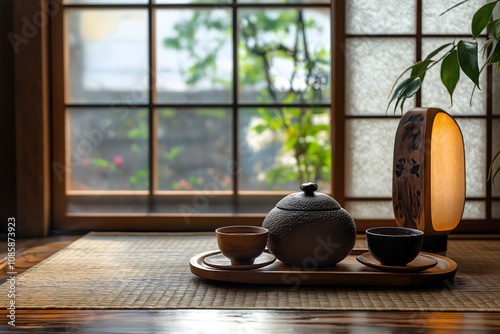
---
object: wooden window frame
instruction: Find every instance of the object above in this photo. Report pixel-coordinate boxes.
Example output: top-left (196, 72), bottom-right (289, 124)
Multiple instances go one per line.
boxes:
top-left (50, 0), bottom-right (337, 232)
top-left (13, 0), bottom-right (500, 236)
top-left (12, 0), bottom-right (52, 237)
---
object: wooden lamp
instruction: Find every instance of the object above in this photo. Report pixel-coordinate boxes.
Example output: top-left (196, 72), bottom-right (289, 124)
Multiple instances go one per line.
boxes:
top-left (392, 107), bottom-right (466, 254)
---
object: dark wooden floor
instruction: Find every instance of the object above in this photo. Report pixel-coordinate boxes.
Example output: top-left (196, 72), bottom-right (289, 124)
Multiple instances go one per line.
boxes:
top-left (1, 235), bottom-right (500, 333)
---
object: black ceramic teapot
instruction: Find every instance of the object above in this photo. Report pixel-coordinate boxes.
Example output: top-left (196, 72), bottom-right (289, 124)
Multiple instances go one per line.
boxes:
top-left (262, 182), bottom-right (356, 267)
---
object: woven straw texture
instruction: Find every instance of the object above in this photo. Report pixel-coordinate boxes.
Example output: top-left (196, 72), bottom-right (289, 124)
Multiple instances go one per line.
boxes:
top-left (1, 232), bottom-right (499, 311)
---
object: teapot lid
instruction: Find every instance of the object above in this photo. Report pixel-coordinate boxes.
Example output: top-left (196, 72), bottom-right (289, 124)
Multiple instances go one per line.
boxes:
top-left (275, 182), bottom-right (341, 211)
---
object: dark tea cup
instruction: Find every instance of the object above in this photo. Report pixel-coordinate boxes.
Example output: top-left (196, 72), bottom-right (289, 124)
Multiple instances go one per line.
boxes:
top-left (365, 227), bottom-right (424, 266)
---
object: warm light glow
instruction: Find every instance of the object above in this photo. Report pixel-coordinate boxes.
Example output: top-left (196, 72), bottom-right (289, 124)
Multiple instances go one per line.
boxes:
top-left (430, 112), bottom-right (465, 232)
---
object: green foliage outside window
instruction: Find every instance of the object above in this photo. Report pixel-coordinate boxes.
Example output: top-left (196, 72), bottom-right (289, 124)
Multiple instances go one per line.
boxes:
top-left (164, 9), bottom-right (331, 189)
top-left (79, 8), bottom-right (331, 191)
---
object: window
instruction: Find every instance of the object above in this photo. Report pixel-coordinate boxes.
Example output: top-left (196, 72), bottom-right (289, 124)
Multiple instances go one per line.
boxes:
top-left (51, 0), bottom-right (499, 232)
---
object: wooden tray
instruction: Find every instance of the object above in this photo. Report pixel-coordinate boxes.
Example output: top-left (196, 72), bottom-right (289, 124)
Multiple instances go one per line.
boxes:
top-left (190, 248), bottom-right (457, 286)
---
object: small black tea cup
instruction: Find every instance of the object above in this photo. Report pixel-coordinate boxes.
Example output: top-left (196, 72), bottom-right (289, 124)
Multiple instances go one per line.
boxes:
top-left (365, 227), bottom-right (424, 266)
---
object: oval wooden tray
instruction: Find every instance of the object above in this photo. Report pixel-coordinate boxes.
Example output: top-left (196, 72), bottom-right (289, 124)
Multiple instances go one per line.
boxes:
top-left (190, 249), bottom-right (457, 286)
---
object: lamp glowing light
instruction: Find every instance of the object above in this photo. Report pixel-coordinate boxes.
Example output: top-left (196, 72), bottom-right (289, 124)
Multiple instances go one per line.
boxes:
top-left (392, 107), bottom-right (466, 254)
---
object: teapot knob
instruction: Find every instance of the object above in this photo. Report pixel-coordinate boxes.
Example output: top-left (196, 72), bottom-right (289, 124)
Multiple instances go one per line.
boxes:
top-left (300, 182), bottom-right (318, 195)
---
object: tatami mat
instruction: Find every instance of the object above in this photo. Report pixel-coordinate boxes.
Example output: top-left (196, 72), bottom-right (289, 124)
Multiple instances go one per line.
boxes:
top-left (1, 232), bottom-right (499, 311)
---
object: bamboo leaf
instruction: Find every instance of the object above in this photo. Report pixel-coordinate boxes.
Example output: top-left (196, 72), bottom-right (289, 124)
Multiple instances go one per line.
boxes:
top-left (387, 46), bottom-right (450, 99)
top-left (440, 0), bottom-right (470, 16)
top-left (389, 77), bottom-right (412, 106)
top-left (488, 19), bottom-right (500, 40)
top-left (399, 97), bottom-right (408, 114)
top-left (387, 66), bottom-right (414, 98)
top-left (481, 38), bottom-right (494, 57)
top-left (424, 43), bottom-right (454, 61)
top-left (387, 44), bottom-right (453, 111)
top-left (489, 41), bottom-right (500, 64)
top-left (390, 77), bottom-right (422, 113)
top-left (410, 59), bottom-right (431, 79)
top-left (488, 149), bottom-right (500, 185)
top-left (441, 50), bottom-right (460, 106)
top-left (457, 40), bottom-right (480, 87)
top-left (493, 167), bottom-right (500, 186)
top-left (472, 1), bottom-right (497, 38)
top-left (401, 76), bottom-right (422, 97)
top-left (388, 77), bottom-right (411, 110)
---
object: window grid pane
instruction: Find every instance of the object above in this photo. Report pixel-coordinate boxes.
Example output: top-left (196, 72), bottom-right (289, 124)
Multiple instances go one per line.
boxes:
top-left (66, 9), bottom-right (149, 104)
top-left (346, 0), bottom-right (416, 35)
top-left (345, 38), bottom-right (416, 115)
top-left (58, 1), bottom-right (495, 225)
top-left (68, 108), bottom-right (149, 191)
top-left (156, 9), bottom-right (233, 104)
top-left (238, 107), bottom-right (331, 192)
top-left (63, 0), bottom-right (333, 203)
top-left (156, 108), bottom-right (233, 191)
top-left (238, 8), bottom-right (331, 104)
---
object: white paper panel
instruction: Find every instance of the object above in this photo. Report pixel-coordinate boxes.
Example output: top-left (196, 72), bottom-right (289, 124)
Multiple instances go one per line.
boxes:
top-left (455, 118), bottom-right (487, 198)
top-left (346, 0), bottom-right (416, 35)
top-left (346, 119), bottom-right (485, 198)
top-left (422, 0), bottom-right (489, 35)
top-left (345, 38), bottom-right (416, 115)
top-left (421, 39), bottom-right (487, 116)
top-left (461, 200), bottom-right (486, 219)
top-left (345, 119), bottom-right (399, 197)
top-left (344, 201), bottom-right (395, 220)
